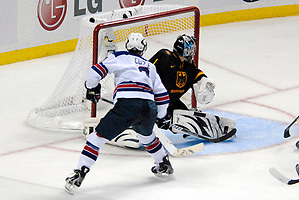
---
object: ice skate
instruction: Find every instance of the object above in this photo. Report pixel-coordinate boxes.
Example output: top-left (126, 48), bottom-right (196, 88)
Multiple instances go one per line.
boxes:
top-left (151, 155), bottom-right (174, 178)
top-left (65, 166), bottom-right (90, 194)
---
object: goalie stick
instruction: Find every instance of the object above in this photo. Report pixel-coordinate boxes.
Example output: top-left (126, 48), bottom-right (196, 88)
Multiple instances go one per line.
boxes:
top-left (269, 167), bottom-right (299, 185)
top-left (89, 98), bottom-right (204, 156)
top-left (284, 116), bottom-right (299, 138)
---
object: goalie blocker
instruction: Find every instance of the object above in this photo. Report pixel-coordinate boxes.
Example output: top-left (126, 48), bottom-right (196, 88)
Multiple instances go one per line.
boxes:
top-left (171, 109), bottom-right (237, 143)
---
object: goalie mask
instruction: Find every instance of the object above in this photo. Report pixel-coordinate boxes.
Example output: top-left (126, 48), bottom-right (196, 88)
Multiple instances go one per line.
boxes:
top-left (173, 34), bottom-right (196, 63)
top-left (125, 33), bottom-right (147, 56)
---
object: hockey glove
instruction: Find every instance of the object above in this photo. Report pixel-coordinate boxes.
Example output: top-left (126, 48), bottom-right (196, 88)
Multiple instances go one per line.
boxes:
top-left (85, 82), bottom-right (101, 104)
top-left (193, 77), bottom-right (215, 104)
top-left (156, 115), bottom-right (171, 130)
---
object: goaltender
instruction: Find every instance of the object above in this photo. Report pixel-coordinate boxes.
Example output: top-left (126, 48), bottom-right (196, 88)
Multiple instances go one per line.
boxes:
top-left (149, 34), bottom-right (237, 143)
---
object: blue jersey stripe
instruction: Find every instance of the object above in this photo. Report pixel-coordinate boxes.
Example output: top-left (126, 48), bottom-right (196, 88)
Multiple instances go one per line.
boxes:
top-left (82, 150), bottom-right (98, 161)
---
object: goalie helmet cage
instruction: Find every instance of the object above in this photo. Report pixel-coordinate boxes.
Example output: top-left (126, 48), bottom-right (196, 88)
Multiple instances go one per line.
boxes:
top-left (26, 4), bottom-right (200, 131)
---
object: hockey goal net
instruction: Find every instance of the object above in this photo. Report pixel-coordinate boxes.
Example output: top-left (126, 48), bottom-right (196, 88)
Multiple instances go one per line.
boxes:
top-left (27, 4), bottom-right (200, 131)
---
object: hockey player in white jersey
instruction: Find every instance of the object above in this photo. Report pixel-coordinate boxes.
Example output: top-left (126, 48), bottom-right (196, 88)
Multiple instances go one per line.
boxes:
top-left (65, 33), bottom-right (173, 194)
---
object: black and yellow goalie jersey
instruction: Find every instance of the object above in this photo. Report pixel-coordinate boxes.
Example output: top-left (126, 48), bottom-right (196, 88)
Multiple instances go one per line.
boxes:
top-left (149, 49), bottom-right (206, 103)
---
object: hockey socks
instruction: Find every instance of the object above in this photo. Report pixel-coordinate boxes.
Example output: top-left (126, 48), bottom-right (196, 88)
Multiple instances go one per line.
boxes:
top-left (77, 132), bottom-right (108, 169)
top-left (138, 133), bottom-right (167, 164)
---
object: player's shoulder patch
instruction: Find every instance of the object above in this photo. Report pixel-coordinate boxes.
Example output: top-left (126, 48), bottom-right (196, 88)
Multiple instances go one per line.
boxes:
top-left (160, 49), bottom-right (173, 57)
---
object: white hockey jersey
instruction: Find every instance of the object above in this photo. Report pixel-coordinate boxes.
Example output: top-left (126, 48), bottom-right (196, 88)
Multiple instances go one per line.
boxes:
top-left (86, 51), bottom-right (169, 118)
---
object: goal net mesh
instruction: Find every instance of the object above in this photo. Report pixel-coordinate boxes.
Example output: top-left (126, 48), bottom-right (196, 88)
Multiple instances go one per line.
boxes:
top-left (27, 4), bottom-right (200, 131)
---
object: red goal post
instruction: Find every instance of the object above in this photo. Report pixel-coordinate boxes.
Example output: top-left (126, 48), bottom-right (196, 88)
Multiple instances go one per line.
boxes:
top-left (91, 6), bottom-right (200, 117)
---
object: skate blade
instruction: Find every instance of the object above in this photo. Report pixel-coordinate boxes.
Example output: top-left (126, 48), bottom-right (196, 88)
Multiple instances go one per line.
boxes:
top-left (154, 173), bottom-right (175, 180)
top-left (64, 182), bottom-right (77, 195)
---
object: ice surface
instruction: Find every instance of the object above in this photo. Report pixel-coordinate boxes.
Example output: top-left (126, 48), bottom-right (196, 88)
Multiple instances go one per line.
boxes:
top-left (0, 16), bottom-right (299, 200)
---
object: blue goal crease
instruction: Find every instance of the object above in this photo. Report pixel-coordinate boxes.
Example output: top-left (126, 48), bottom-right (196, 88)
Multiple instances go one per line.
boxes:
top-left (162, 109), bottom-right (299, 156)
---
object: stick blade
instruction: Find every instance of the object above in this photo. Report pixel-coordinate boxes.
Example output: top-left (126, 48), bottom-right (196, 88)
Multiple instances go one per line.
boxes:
top-left (269, 167), bottom-right (290, 184)
top-left (284, 129), bottom-right (291, 138)
top-left (172, 142), bottom-right (204, 156)
top-left (288, 179), bottom-right (299, 185)
top-left (284, 116), bottom-right (299, 138)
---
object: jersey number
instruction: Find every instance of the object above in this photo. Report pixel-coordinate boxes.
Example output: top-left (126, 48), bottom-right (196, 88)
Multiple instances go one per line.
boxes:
top-left (138, 66), bottom-right (150, 77)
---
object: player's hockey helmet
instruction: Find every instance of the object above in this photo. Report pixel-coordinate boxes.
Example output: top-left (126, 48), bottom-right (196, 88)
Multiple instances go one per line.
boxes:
top-left (125, 33), bottom-right (147, 55)
top-left (173, 34), bottom-right (196, 62)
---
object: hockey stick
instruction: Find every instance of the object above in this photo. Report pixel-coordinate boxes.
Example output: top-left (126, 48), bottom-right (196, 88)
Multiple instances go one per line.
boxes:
top-left (269, 167), bottom-right (299, 185)
top-left (284, 116), bottom-right (299, 138)
top-left (154, 125), bottom-right (204, 156)
top-left (100, 97), bottom-right (114, 104)
top-left (172, 124), bottom-right (237, 143)
top-left (243, 0), bottom-right (259, 2)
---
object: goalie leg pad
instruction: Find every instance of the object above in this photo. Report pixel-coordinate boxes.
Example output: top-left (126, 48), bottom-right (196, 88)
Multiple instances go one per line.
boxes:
top-left (205, 112), bottom-right (236, 136)
top-left (108, 128), bottom-right (141, 149)
top-left (172, 109), bottom-right (236, 141)
top-left (83, 118), bottom-right (140, 149)
top-left (172, 110), bottom-right (219, 139)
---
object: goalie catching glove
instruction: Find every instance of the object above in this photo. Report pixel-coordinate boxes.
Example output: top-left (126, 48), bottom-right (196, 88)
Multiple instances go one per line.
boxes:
top-left (85, 82), bottom-right (101, 103)
top-left (193, 77), bottom-right (215, 104)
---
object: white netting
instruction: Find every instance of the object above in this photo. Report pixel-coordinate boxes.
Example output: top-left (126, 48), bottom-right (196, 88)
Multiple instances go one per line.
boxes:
top-left (27, 5), bottom-right (199, 131)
